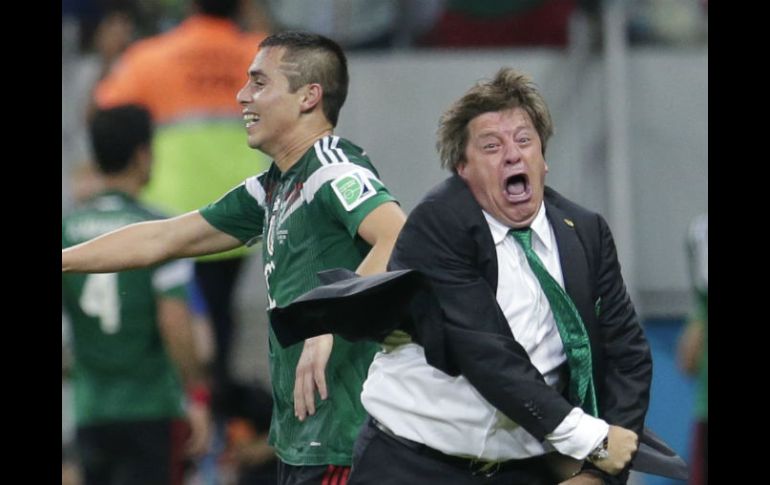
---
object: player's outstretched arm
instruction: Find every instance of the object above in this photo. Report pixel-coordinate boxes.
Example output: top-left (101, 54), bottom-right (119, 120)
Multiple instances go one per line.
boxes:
top-left (62, 211), bottom-right (242, 273)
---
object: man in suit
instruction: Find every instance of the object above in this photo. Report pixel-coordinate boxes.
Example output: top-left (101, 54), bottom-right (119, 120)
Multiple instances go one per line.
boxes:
top-left (349, 68), bottom-right (653, 484)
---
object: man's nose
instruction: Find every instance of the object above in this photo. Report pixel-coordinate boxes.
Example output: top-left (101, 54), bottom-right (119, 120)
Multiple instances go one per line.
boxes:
top-left (236, 83), bottom-right (249, 104)
top-left (503, 144), bottom-right (522, 165)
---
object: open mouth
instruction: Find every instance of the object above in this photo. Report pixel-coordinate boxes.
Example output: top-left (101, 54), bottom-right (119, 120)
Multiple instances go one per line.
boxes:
top-left (504, 174), bottom-right (531, 202)
top-left (244, 113), bottom-right (260, 128)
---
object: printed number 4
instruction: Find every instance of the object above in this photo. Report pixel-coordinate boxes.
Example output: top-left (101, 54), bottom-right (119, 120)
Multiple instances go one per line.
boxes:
top-left (80, 273), bottom-right (121, 334)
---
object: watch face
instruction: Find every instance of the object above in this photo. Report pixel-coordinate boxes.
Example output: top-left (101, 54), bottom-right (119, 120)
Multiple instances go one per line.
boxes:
top-left (589, 438), bottom-right (610, 462)
top-left (595, 448), bottom-right (609, 460)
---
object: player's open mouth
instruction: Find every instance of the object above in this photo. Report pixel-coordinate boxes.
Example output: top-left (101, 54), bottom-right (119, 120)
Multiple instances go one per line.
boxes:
top-left (244, 113), bottom-right (260, 128)
top-left (504, 174), bottom-right (531, 202)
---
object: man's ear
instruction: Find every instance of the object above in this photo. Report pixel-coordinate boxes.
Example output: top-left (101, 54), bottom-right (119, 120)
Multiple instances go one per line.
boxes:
top-left (299, 83), bottom-right (323, 113)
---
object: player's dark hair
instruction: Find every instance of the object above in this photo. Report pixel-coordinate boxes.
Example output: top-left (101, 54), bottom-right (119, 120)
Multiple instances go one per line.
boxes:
top-left (89, 104), bottom-right (153, 175)
top-left (260, 31), bottom-right (349, 126)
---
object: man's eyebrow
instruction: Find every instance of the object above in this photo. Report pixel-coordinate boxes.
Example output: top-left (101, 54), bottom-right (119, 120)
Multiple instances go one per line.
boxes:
top-left (478, 124), bottom-right (533, 137)
top-left (512, 125), bottom-right (534, 136)
top-left (476, 131), bottom-right (502, 139)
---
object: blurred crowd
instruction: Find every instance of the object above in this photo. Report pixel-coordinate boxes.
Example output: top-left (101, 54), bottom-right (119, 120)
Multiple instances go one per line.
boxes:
top-left (63, 0), bottom-right (708, 210)
top-left (62, 0), bottom-right (708, 55)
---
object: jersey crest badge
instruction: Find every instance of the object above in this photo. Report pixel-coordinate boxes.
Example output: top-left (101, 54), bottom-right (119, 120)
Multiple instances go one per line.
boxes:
top-left (331, 172), bottom-right (376, 211)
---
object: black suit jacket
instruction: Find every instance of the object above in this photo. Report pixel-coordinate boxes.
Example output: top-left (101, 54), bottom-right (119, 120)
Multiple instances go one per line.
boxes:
top-left (387, 175), bottom-right (653, 482)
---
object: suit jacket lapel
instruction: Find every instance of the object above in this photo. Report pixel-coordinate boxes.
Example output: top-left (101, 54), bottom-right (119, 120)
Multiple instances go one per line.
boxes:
top-left (544, 198), bottom-right (596, 337)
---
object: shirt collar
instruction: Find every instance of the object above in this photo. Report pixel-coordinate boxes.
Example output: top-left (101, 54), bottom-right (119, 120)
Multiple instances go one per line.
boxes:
top-left (482, 202), bottom-right (554, 251)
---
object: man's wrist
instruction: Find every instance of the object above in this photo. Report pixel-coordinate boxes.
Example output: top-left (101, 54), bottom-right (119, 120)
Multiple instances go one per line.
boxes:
top-left (587, 434), bottom-right (609, 463)
top-left (187, 383), bottom-right (211, 406)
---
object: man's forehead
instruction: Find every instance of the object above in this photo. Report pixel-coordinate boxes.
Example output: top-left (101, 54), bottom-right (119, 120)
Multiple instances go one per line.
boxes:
top-left (249, 47), bottom-right (300, 77)
top-left (470, 108), bottom-right (533, 131)
top-left (249, 46), bottom-right (279, 68)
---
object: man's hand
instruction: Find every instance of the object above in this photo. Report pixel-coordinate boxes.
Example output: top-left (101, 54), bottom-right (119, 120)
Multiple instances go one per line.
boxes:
top-left (558, 471), bottom-right (604, 485)
top-left (591, 425), bottom-right (638, 475)
top-left (185, 401), bottom-right (211, 458)
top-left (294, 334), bottom-right (333, 421)
top-left (677, 319), bottom-right (705, 375)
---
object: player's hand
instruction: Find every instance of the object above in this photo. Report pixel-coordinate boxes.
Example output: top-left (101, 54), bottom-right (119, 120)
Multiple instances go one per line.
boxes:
top-left (591, 425), bottom-right (638, 475)
top-left (294, 334), bottom-right (333, 421)
top-left (185, 401), bottom-right (212, 458)
top-left (677, 319), bottom-right (705, 375)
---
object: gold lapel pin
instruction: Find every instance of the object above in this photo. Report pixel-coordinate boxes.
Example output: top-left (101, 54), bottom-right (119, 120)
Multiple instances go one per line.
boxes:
top-left (563, 218), bottom-right (574, 227)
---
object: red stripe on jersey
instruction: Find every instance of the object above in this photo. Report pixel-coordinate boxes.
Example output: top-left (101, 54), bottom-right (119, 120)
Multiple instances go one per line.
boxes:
top-left (321, 464), bottom-right (335, 485)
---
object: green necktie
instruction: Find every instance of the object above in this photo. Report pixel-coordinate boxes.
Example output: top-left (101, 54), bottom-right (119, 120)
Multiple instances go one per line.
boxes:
top-left (509, 228), bottom-right (598, 417)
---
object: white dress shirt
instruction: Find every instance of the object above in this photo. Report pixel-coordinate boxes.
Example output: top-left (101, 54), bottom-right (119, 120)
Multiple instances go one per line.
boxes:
top-left (361, 203), bottom-right (608, 461)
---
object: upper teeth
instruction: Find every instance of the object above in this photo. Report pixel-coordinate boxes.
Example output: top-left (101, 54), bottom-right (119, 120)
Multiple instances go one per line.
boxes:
top-left (244, 114), bottom-right (259, 123)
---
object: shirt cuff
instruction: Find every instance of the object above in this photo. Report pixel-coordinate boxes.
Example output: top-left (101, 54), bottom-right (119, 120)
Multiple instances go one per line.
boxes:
top-left (545, 407), bottom-right (609, 459)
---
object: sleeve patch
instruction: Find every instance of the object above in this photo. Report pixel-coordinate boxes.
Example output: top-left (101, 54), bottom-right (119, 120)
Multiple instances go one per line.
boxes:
top-left (331, 172), bottom-right (376, 211)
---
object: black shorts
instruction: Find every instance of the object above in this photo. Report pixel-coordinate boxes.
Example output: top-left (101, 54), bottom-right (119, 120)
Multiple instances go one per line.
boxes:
top-left (76, 418), bottom-right (188, 485)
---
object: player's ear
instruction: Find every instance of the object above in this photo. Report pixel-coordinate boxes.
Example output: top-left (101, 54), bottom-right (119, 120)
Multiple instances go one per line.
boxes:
top-left (299, 83), bottom-right (323, 113)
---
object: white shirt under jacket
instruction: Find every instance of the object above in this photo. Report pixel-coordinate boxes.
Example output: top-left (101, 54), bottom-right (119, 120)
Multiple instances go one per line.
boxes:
top-left (361, 203), bottom-right (608, 461)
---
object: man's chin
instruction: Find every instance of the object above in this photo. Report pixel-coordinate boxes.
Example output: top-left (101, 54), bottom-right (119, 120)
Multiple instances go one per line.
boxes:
top-left (503, 208), bottom-right (538, 229)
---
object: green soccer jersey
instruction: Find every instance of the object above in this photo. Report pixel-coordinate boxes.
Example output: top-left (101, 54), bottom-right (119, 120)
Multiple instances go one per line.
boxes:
top-left (62, 190), bottom-right (191, 426)
top-left (200, 135), bottom-right (397, 465)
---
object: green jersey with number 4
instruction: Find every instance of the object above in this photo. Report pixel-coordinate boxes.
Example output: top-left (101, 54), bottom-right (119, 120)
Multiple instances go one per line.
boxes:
top-left (200, 135), bottom-right (397, 466)
top-left (62, 190), bottom-right (191, 426)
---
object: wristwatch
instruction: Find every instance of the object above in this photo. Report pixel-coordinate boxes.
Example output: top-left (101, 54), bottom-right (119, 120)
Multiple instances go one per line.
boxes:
top-left (588, 435), bottom-right (610, 462)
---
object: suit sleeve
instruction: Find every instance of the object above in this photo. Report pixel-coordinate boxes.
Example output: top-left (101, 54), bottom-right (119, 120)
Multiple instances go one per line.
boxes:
top-left (389, 200), bottom-right (574, 440)
top-left (583, 214), bottom-right (653, 484)
top-left (594, 214), bottom-right (652, 434)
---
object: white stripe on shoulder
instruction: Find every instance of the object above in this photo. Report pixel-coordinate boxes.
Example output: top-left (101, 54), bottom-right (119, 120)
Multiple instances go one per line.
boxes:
top-left (245, 174), bottom-right (267, 207)
top-left (302, 163), bottom-right (381, 203)
top-left (314, 139), bottom-right (331, 165)
top-left (331, 136), bottom-right (351, 164)
top-left (322, 136), bottom-right (342, 163)
top-left (153, 259), bottom-right (193, 292)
